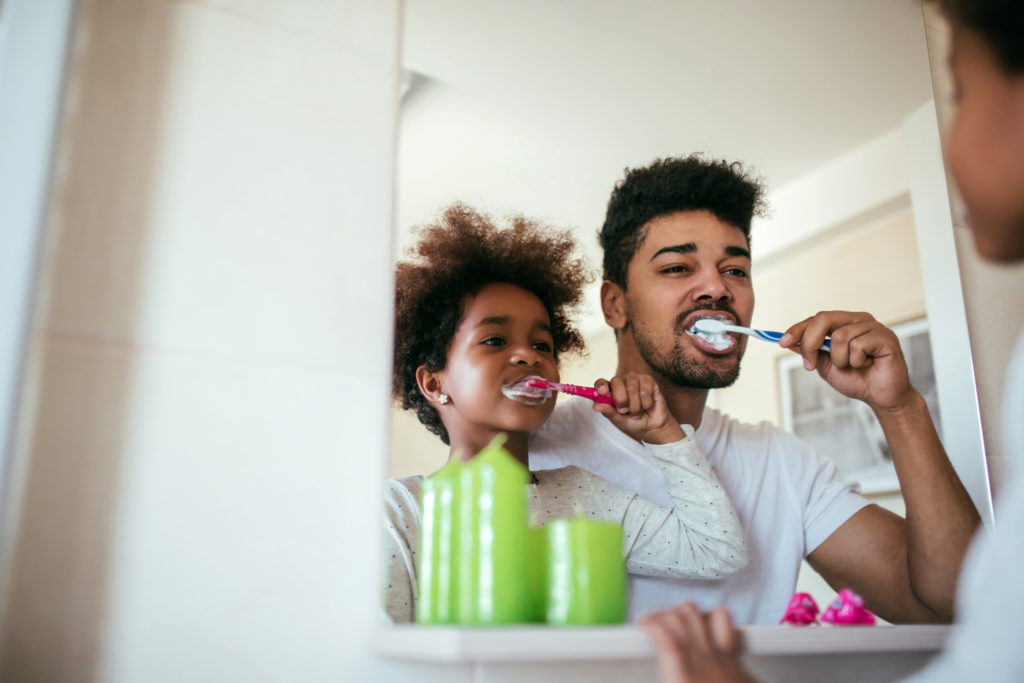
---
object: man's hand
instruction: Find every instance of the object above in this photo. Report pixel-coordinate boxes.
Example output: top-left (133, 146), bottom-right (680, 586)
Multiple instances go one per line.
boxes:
top-left (592, 372), bottom-right (685, 445)
top-left (781, 310), bottom-right (980, 622)
top-left (779, 310), bottom-right (915, 413)
top-left (640, 602), bottom-right (756, 683)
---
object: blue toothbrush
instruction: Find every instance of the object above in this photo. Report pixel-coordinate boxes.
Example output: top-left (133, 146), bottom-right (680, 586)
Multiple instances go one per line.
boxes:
top-left (693, 319), bottom-right (831, 351)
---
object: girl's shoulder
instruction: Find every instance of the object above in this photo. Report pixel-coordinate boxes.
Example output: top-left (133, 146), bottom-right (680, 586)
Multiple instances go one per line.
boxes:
top-left (384, 475), bottom-right (424, 511)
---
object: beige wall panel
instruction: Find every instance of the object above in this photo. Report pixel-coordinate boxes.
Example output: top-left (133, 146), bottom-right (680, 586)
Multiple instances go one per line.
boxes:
top-left (717, 211), bottom-right (925, 427)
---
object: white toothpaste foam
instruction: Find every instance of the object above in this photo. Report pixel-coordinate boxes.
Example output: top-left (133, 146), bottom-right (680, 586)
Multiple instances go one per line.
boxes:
top-left (501, 376), bottom-right (551, 404)
top-left (688, 317), bottom-right (736, 351)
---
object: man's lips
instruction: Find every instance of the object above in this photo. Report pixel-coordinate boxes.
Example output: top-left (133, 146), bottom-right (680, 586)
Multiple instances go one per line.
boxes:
top-left (680, 310), bottom-right (737, 331)
top-left (681, 311), bottom-right (740, 354)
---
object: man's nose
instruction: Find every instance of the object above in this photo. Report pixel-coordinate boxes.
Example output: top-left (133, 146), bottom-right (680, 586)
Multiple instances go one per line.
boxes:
top-left (693, 269), bottom-right (731, 302)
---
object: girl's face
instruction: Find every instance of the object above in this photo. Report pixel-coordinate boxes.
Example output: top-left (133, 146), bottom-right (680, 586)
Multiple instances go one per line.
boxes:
top-left (946, 23), bottom-right (1024, 263)
top-left (433, 282), bottom-right (560, 456)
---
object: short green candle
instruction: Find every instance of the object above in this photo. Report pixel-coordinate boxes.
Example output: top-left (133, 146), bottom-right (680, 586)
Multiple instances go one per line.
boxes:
top-left (545, 517), bottom-right (627, 625)
top-left (456, 434), bottom-right (530, 624)
top-left (416, 457), bottom-right (462, 624)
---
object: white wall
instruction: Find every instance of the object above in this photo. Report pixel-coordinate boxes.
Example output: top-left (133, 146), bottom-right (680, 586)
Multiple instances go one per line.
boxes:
top-left (0, 0), bottom-right (415, 680)
top-left (0, 0), bottom-right (76, 594)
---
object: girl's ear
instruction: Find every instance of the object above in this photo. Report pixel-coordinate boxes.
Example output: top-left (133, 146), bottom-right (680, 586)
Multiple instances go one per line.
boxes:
top-left (416, 365), bottom-right (447, 406)
top-left (601, 280), bottom-right (628, 330)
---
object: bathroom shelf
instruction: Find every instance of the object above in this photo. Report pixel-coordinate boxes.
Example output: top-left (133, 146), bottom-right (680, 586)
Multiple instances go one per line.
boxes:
top-left (376, 624), bottom-right (949, 663)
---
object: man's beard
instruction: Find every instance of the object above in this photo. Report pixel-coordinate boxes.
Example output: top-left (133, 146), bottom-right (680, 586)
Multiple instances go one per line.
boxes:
top-left (628, 309), bottom-right (743, 389)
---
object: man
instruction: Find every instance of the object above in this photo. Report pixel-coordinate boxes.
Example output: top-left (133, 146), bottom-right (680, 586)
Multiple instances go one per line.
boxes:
top-left (529, 155), bottom-right (980, 625)
top-left (640, 0), bottom-right (1024, 679)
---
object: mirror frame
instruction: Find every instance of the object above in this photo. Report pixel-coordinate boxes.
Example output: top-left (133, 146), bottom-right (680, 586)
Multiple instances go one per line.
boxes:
top-left (905, 102), bottom-right (994, 526)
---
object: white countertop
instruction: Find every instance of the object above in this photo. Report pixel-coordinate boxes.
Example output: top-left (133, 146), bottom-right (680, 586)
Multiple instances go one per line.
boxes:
top-left (376, 624), bottom-right (950, 663)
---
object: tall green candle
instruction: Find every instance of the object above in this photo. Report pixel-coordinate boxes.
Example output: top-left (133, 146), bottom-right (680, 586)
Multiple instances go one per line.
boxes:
top-left (545, 516), bottom-right (626, 625)
top-left (416, 457), bottom-right (462, 624)
top-left (457, 434), bottom-right (530, 624)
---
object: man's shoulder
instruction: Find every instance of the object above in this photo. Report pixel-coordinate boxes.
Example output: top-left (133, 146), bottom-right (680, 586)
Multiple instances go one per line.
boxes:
top-left (530, 398), bottom-right (642, 471)
top-left (699, 407), bottom-right (827, 480)
top-left (700, 407), bottom-right (809, 452)
top-left (541, 397), bottom-right (602, 432)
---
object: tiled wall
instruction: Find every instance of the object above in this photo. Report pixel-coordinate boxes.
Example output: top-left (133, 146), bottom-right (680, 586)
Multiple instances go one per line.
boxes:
top-left (0, 0), bottom-right (403, 680)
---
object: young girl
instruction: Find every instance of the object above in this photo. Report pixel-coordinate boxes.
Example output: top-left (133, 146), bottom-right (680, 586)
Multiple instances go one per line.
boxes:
top-left (383, 203), bottom-right (747, 623)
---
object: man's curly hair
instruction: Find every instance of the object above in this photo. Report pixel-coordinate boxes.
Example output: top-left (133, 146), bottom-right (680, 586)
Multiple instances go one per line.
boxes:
top-left (931, 0), bottom-right (1024, 73)
top-left (393, 203), bottom-right (591, 445)
top-left (600, 154), bottom-right (768, 288)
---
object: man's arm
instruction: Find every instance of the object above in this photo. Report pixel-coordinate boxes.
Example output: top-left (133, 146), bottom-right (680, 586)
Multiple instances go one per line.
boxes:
top-left (784, 311), bottom-right (981, 623)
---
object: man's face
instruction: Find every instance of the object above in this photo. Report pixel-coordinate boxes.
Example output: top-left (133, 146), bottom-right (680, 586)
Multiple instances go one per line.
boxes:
top-left (946, 24), bottom-right (1024, 263)
top-left (616, 210), bottom-right (754, 389)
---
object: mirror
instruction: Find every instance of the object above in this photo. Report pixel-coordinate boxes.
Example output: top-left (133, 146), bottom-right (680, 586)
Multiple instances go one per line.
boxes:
top-left (388, 0), bottom-right (992, 618)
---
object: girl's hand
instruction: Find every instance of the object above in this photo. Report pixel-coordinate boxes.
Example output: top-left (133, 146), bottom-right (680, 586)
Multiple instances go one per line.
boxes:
top-left (592, 372), bottom-right (685, 445)
top-left (640, 602), bottom-right (755, 683)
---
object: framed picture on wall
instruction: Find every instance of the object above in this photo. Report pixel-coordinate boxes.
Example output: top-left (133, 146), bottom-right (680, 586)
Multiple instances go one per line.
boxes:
top-left (777, 318), bottom-right (941, 494)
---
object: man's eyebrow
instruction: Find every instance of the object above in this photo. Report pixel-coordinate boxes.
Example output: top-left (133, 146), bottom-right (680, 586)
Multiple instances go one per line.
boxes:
top-left (650, 243), bottom-right (697, 260)
top-left (726, 245), bottom-right (751, 260)
top-left (650, 243), bottom-right (751, 260)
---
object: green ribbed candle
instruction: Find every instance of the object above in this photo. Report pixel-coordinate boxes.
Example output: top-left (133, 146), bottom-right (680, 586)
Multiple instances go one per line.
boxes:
top-left (545, 516), bottom-right (626, 625)
top-left (415, 457), bottom-right (462, 624)
top-left (456, 434), bottom-right (530, 624)
top-left (525, 525), bottom-right (548, 623)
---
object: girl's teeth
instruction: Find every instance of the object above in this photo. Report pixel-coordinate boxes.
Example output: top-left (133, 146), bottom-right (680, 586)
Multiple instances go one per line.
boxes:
top-left (501, 378), bottom-right (550, 403)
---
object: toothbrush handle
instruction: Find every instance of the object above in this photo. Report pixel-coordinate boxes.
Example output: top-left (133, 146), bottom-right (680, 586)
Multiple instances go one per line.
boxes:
top-left (559, 383), bottom-right (617, 406)
top-left (755, 329), bottom-right (831, 352)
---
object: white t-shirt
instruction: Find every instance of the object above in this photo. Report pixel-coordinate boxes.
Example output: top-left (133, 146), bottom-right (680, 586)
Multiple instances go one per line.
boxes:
top-left (903, 331), bottom-right (1024, 682)
top-left (529, 398), bottom-right (870, 625)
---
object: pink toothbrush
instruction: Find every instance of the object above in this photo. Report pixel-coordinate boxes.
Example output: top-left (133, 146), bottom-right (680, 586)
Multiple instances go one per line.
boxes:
top-left (524, 377), bottom-right (617, 406)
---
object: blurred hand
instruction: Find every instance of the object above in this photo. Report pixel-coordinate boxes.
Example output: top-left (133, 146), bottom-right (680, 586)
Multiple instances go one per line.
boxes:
top-left (640, 602), bottom-right (756, 683)
top-left (779, 311), bottom-right (915, 413)
top-left (592, 372), bottom-right (685, 445)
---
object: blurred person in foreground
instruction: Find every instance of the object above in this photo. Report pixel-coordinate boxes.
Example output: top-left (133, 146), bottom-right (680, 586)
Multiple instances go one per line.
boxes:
top-left (640, 0), bottom-right (1024, 680)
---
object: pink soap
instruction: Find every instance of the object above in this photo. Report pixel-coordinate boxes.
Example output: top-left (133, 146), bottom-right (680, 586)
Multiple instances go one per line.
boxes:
top-left (821, 588), bottom-right (877, 625)
top-left (779, 592), bottom-right (820, 626)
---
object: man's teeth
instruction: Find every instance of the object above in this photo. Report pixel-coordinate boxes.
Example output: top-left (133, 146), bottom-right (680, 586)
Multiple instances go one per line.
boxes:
top-left (687, 319), bottom-right (735, 351)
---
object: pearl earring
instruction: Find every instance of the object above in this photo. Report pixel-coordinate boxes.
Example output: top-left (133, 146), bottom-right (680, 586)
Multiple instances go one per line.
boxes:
top-left (438, 392), bottom-right (449, 405)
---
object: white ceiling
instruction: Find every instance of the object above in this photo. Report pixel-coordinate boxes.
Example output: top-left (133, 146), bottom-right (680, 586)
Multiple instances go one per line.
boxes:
top-left (396, 0), bottom-right (936, 327)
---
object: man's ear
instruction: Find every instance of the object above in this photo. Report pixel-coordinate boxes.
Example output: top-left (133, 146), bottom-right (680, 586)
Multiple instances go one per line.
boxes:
top-left (601, 280), bottom-right (628, 331)
top-left (415, 366), bottom-right (446, 405)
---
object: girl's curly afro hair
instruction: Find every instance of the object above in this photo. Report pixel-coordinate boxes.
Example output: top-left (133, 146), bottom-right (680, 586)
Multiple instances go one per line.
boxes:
top-left (393, 203), bottom-right (592, 445)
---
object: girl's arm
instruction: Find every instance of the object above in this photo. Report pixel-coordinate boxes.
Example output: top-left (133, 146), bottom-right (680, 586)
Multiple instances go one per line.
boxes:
top-left (533, 430), bottom-right (747, 580)
top-left (381, 479), bottom-right (420, 623)
top-left (580, 371), bottom-right (747, 577)
top-left (630, 428), bottom-right (747, 577)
